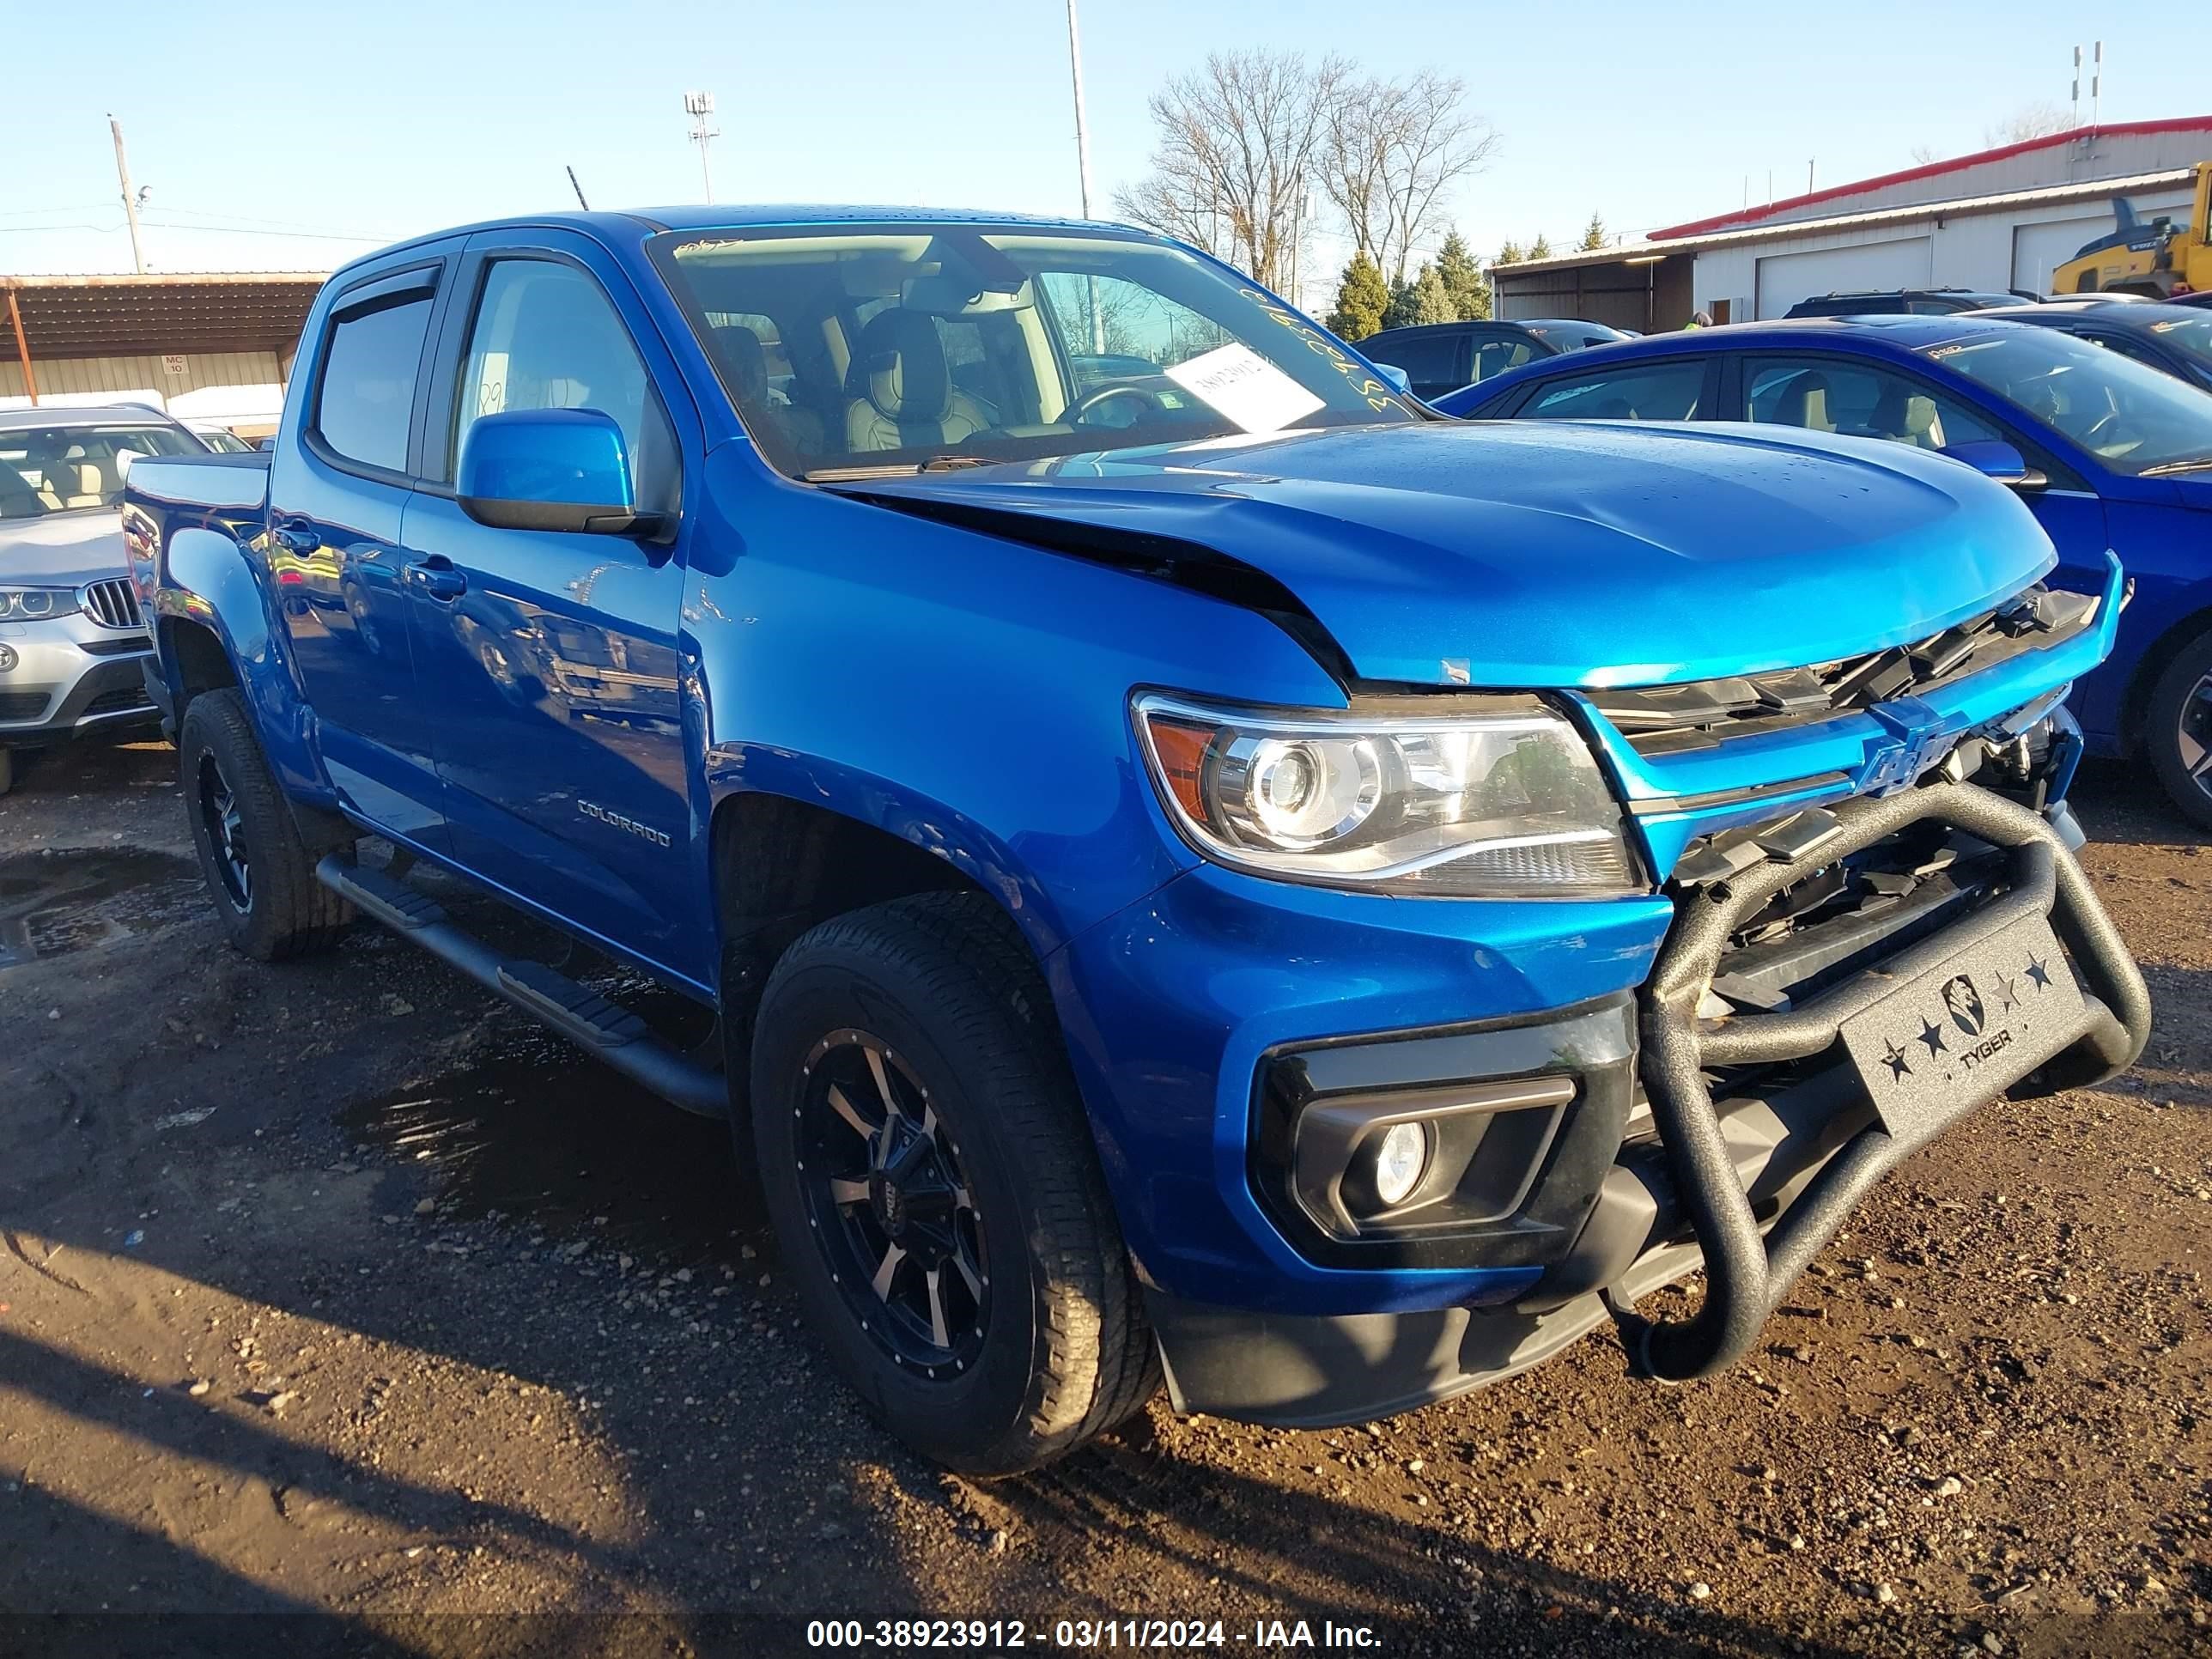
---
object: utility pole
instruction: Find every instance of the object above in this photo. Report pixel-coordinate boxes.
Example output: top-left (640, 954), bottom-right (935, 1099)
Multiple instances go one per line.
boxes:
top-left (1065, 0), bottom-right (1097, 219)
top-left (1064, 1), bottom-right (1103, 350)
top-left (684, 91), bottom-right (719, 204)
top-left (108, 114), bottom-right (146, 275)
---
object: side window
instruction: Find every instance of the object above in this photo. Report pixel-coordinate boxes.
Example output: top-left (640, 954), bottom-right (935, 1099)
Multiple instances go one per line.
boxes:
top-left (314, 294), bottom-right (434, 472)
top-left (1744, 357), bottom-right (2002, 450)
top-left (453, 259), bottom-right (674, 508)
top-left (1522, 361), bottom-right (1707, 422)
top-left (1364, 331), bottom-right (1463, 393)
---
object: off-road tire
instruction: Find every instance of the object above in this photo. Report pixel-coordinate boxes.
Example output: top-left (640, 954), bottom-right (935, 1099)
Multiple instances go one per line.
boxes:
top-left (750, 891), bottom-right (1158, 1474)
top-left (178, 688), bottom-right (354, 960)
top-left (2145, 629), bottom-right (2212, 834)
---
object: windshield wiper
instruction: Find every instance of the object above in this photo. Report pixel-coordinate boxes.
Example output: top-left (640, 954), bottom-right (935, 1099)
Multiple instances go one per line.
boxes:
top-left (803, 455), bottom-right (996, 483)
top-left (2138, 456), bottom-right (2212, 477)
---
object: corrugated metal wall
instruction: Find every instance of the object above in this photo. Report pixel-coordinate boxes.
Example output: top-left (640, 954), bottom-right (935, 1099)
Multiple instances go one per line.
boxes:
top-left (0, 349), bottom-right (285, 419)
top-left (1692, 186), bottom-right (2198, 318)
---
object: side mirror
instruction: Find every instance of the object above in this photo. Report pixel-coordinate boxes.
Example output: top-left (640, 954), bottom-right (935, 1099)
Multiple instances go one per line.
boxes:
top-left (1946, 439), bottom-right (2047, 492)
top-left (1373, 362), bottom-right (1413, 397)
top-left (457, 408), bottom-right (660, 536)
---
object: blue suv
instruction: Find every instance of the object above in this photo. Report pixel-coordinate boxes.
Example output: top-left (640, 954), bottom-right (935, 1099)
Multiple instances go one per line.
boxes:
top-left (1440, 317), bottom-right (2212, 825)
top-left (125, 212), bottom-right (2147, 1472)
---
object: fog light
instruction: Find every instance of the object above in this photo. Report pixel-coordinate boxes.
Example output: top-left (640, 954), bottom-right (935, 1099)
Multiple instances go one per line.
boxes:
top-left (0, 643), bottom-right (15, 673)
top-left (1372, 1122), bottom-right (1429, 1208)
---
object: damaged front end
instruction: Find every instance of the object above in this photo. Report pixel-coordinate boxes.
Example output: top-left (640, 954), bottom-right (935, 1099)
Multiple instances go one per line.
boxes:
top-left (1540, 554), bottom-right (2149, 1377)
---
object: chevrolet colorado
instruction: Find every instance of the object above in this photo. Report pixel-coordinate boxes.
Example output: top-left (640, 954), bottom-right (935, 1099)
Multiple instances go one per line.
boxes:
top-left (125, 209), bottom-right (2150, 1474)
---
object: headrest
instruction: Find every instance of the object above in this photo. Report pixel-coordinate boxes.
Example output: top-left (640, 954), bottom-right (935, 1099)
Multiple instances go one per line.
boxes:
top-left (847, 309), bottom-right (948, 422)
top-left (717, 323), bottom-right (769, 403)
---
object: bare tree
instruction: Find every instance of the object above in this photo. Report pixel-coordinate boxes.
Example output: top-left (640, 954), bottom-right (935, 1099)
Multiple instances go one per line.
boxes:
top-left (1319, 70), bottom-right (1500, 284)
top-left (1982, 100), bottom-right (2073, 148)
top-left (1115, 50), bottom-right (1349, 293)
top-left (1907, 143), bottom-right (1941, 166)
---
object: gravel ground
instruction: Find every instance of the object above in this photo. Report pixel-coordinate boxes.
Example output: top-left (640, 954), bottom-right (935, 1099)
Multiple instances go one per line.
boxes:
top-left (0, 738), bottom-right (2206, 1658)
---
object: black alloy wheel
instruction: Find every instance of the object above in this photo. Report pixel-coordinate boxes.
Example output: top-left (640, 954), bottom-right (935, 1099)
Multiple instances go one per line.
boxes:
top-left (796, 1028), bottom-right (989, 1378)
top-left (197, 750), bottom-right (253, 911)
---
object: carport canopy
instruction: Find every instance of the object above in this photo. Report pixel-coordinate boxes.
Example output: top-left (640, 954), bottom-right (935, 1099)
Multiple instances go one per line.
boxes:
top-left (2, 271), bottom-right (327, 402)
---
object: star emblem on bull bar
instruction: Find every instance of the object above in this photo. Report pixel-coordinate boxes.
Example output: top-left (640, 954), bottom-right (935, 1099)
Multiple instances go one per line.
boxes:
top-left (2026, 953), bottom-right (2053, 992)
top-left (1917, 1016), bottom-right (1948, 1057)
top-left (1994, 971), bottom-right (2019, 1012)
top-left (1880, 1038), bottom-right (1913, 1082)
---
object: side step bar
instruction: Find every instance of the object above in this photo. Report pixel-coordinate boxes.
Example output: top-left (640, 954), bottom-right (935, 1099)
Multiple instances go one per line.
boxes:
top-left (315, 856), bottom-right (727, 1120)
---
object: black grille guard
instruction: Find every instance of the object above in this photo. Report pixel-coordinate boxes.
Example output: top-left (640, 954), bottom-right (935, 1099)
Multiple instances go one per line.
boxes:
top-left (1617, 780), bottom-right (2151, 1382)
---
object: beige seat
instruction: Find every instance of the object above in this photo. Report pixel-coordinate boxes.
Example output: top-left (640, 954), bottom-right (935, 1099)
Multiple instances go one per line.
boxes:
top-left (1765, 371), bottom-right (1833, 432)
top-left (55, 461), bottom-right (106, 508)
top-left (843, 310), bottom-right (989, 453)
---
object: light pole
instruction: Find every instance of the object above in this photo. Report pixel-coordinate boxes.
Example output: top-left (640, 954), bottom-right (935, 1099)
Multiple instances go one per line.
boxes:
top-left (684, 90), bottom-right (719, 204)
top-left (1064, 2), bottom-right (1103, 350)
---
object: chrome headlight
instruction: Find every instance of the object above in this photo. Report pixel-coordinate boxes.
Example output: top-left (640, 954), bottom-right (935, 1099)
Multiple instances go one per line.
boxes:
top-left (0, 586), bottom-right (82, 622)
top-left (1133, 693), bottom-right (1641, 897)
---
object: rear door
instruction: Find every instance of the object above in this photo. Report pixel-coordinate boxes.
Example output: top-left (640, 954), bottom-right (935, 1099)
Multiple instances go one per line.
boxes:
top-left (1494, 356), bottom-right (1717, 422)
top-left (267, 249), bottom-right (459, 844)
top-left (397, 229), bottom-right (701, 981)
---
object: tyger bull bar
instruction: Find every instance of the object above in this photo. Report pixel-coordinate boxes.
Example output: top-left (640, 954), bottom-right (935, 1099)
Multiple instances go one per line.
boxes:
top-left (1619, 778), bottom-right (2152, 1382)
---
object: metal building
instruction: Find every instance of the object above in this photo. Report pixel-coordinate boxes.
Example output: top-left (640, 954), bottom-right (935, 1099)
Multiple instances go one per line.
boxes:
top-left (2, 272), bottom-right (326, 438)
top-left (1492, 117), bottom-right (2212, 331)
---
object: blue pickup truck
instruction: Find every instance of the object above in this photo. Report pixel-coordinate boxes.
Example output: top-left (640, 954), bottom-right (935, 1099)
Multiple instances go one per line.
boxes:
top-left (125, 208), bottom-right (2149, 1474)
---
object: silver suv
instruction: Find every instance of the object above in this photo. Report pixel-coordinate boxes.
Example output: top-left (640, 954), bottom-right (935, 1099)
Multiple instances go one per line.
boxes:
top-left (1, 405), bottom-right (210, 794)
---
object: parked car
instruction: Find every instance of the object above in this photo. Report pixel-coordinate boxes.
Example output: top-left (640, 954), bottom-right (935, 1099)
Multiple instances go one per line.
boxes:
top-left (0, 404), bottom-right (208, 794)
top-left (1783, 289), bottom-right (2026, 319)
top-left (1973, 301), bottom-right (2212, 392)
top-left (2168, 290), bottom-right (2212, 311)
top-left (1440, 317), bottom-right (2212, 824)
top-left (185, 424), bottom-right (259, 454)
top-left (126, 209), bottom-right (2145, 1473)
top-left (1361, 318), bottom-right (1632, 400)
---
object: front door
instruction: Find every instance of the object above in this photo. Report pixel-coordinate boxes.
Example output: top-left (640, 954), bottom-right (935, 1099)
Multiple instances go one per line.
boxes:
top-left (267, 257), bottom-right (454, 844)
top-left (398, 240), bottom-right (698, 980)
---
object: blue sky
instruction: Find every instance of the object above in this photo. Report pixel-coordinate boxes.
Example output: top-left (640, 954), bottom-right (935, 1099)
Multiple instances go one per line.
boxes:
top-left (4, 0), bottom-right (2206, 299)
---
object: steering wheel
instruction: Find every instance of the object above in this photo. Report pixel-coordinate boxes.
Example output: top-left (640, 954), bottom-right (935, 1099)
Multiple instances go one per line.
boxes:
top-left (2079, 407), bottom-right (2147, 459)
top-left (1067, 383), bottom-right (1167, 426)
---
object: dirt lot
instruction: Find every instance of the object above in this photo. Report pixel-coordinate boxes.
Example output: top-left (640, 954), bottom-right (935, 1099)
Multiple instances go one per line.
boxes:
top-left (1, 738), bottom-right (2207, 1659)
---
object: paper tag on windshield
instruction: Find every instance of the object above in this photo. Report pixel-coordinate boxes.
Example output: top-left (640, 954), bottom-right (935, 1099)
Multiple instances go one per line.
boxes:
top-left (1164, 343), bottom-right (1325, 434)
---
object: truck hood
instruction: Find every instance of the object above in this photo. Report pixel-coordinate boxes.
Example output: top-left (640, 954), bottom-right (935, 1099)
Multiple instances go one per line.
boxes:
top-left (0, 509), bottom-right (129, 587)
top-left (847, 421), bottom-right (2058, 688)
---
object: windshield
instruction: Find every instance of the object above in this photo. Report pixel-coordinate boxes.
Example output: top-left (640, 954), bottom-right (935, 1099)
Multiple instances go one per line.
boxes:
top-left (0, 422), bottom-right (206, 520)
top-left (650, 223), bottom-right (1422, 478)
top-left (2139, 312), bottom-right (2212, 386)
top-left (1924, 328), bottom-right (2212, 476)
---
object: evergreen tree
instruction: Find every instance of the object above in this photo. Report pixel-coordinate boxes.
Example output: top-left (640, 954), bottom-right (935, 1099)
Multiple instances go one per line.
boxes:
top-left (1435, 230), bottom-right (1490, 320)
top-left (1495, 238), bottom-right (1522, 267)
top-left (1579, 211), bottom-right (1608, 251)
top-left (1528, 233), bottom-right (1554, 261)
top-left (1410, 263), bottom-right (1453, 325)
top-left (1380, 276), bottom-right (1420, 332)
top-left (1327, 251), bottom-right (1391, 342)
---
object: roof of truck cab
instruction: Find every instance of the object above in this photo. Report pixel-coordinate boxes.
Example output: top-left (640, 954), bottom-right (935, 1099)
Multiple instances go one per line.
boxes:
top-left (328, 207), bottom-right (1180, 290)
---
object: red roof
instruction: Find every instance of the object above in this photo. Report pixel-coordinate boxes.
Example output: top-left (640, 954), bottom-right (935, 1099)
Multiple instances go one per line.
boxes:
top-left (1651, 116), bottom-right (2212, 242)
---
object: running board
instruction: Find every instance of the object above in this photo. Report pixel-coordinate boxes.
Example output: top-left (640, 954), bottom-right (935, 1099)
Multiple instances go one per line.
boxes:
top-left (315, 857), bottom-right (727, 1120)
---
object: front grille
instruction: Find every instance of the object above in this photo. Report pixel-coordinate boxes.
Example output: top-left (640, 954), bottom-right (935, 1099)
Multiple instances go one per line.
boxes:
top-left (80, 578), bottom-right (144, 631)
top-left (82, 686), bottom-right (154, 717)
top-left (1592, 584), bottom-right (2098, 757)
top-left (0, 690), bottom-right (53, 721)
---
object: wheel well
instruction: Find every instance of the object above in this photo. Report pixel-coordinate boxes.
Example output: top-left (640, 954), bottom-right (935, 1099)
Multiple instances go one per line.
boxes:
top-left (710, 793), bottom-right (1012, 1113)
top-left (163, 618), bottom-right (239, 712)
top-left (2122, 605), bottom-right (2212, 751)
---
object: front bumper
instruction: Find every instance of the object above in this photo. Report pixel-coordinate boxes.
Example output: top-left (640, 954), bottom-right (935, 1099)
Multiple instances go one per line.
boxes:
top-left (1122, 781), bottom-right (2148, 1427)
top-left (0, 618), bottom-right (159, 745)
